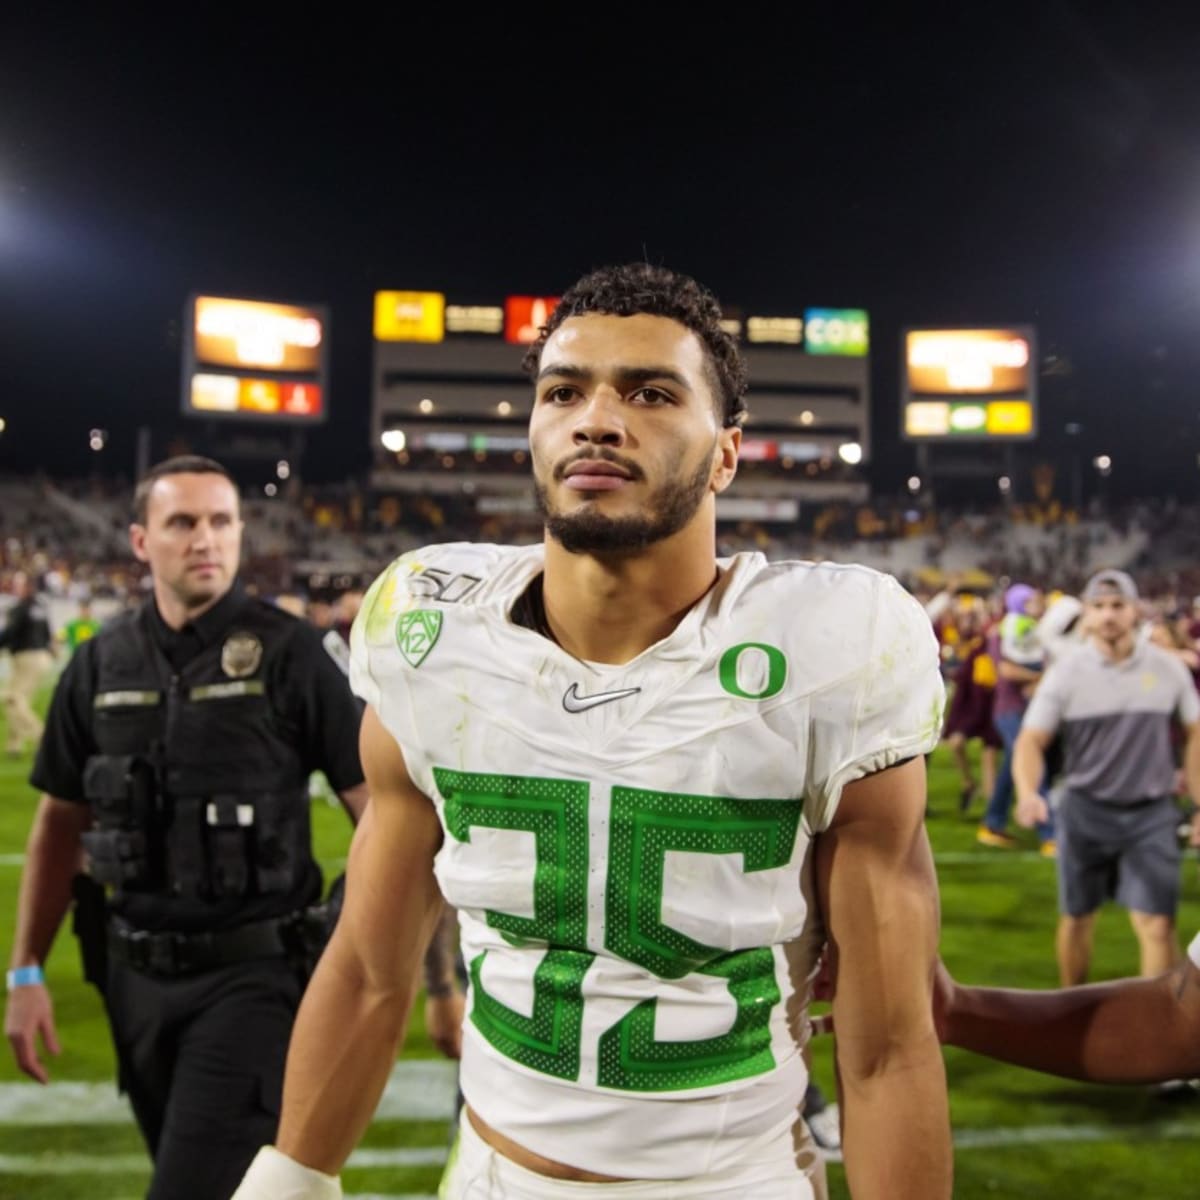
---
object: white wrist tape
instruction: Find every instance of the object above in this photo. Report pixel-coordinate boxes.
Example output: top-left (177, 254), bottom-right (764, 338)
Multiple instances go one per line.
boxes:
top-left (231, 1146), bottom-right (343, 1200)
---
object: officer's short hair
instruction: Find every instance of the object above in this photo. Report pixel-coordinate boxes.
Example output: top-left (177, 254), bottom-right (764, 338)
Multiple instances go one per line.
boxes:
top-left (133, 456), bottom-right (237, 524)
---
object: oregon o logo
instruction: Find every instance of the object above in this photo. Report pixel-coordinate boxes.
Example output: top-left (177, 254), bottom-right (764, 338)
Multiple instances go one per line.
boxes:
top-left (718, 643), bottom-right (787, 700)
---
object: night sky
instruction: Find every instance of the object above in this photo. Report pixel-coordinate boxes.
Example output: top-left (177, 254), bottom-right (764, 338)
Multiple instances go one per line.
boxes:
top-left (4, 7), bottom-right (1200, 501)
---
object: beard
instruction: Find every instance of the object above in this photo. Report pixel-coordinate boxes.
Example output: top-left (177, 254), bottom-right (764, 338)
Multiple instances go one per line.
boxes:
top-left (534, 448), bottom-right (715, 555)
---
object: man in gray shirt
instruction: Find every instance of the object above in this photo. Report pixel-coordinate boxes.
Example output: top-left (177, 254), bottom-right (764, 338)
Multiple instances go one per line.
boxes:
top-left (1014, 569), bottom-right (1200, 987)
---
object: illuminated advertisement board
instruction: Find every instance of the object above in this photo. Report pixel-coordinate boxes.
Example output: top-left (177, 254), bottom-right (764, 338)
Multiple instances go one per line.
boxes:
top-left (902, 327), bottom-right (1036, 440)
top-left (374, 291), bottom-right (446, 343)
top-left (182, 295), bottom-right (329, 424)
top-left (504, 296), bottom-right (560, 345)
top-left (804, 308), bottom-right (869, 356)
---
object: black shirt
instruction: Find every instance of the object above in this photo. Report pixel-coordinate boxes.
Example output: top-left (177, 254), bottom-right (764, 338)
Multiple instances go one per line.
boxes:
top-left (0, 596), bottom-right (53, 654)
top-left (32, 584), bottom-right (365, 803)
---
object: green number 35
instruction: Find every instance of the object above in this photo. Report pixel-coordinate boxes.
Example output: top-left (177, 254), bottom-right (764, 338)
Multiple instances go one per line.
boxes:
top-left (434, 768), bottom-right (801, 1092)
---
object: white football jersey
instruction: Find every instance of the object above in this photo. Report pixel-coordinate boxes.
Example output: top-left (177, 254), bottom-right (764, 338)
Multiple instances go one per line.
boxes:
top-left (350, 543), bottom-right (944, 1178)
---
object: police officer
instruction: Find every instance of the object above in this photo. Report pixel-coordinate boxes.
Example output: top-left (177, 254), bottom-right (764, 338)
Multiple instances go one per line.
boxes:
top-left (3, 456), bottom-right (370, 1200)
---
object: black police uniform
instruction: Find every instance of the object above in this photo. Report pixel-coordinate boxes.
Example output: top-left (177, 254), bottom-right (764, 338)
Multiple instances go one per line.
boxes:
top-left (0, 592), bottom-right (53, 654)
top-left (31, 583), bottom-right (364, 1200)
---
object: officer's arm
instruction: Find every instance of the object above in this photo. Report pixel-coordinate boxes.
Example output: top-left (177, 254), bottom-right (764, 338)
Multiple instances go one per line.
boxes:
top-left (334, 781), bottom-right (369, 824)
top-left (250, 704), bottom-right (444, 1188)
top-left (815, 757), bottom-right (952, 1200)
top-left (5, 795), bottom-right (91, 1082)
top-left (935, 957), bottom-right (1200, 1082)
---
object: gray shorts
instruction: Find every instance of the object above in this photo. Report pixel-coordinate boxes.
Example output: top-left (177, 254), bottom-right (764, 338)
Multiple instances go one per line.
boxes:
top-left (1056, 791), bottom-right (1181, 917)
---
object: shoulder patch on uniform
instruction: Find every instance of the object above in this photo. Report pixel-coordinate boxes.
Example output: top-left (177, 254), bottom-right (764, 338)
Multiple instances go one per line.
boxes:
top-left (322, 628), bottom-right (352, 676)
top-left (395, 609), bottom-right (442, 668)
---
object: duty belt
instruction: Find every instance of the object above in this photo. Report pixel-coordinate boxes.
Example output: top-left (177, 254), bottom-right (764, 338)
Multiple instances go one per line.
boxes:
top-left (107, 913), bottom-right (299, 977)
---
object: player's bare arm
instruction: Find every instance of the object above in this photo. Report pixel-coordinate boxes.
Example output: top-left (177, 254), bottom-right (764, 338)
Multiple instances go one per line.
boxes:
top-left (268, 704), bottom-right (445, 1176)
top-left (4, 795), bottom-right (91, 1083)
top-left (816, 757), bottom-right (952, 1199)
top-left (935, 955), bottom-right (1200, 1082)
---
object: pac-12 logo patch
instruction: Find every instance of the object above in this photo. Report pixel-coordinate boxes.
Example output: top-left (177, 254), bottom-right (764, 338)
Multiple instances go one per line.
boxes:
top-left (396, 610), bottom-right (442, 668)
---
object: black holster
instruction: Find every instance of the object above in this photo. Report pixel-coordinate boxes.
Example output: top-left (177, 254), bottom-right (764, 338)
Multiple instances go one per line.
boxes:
top-left (71, 873), bottom-right (109, 994)
top-left (285, 873), bottom-right (345, 977)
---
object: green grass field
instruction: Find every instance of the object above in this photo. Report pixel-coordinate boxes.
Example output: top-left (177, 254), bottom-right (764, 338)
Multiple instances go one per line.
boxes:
top-left (0, 710), bottom-right (1196, 1198)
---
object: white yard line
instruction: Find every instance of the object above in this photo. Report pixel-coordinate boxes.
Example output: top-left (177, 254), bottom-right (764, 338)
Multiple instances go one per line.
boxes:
top-left (0, 1059), bottom-right (459, 1125)
top-left (0, 1147), bottom-right (445, 1174)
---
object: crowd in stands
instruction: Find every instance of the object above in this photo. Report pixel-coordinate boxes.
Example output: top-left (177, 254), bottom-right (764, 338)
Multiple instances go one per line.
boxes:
top-left (1, 473), bottom-right (1199, 617)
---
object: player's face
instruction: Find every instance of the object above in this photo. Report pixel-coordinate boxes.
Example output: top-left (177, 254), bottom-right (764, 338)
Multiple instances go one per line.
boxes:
top-left (129, 473), bottom-right (243, 611)
top-left (529, 314), bottom-right (739, 554)
top-left (1086, 592), bottom-right (1137, 643)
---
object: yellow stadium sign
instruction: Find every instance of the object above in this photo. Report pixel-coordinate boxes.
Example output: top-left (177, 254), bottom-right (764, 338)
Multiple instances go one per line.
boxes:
top-left (374, 291), bottom-right (445, 342)
top-left (987, 400), bottom-right (1033, 436)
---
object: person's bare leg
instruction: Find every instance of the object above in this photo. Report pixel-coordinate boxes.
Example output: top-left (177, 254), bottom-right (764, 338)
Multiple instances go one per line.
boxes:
top-left (1129, 910), bottom-right (1180, 978)
top-left (950, 733), bottom-right (971, 784)
top-left (1056, 912), bottom-right (1096, 986)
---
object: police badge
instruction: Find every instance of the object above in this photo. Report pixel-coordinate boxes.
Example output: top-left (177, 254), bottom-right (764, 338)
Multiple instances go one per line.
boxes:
top-left (221, 632), bottom-right (263, 678)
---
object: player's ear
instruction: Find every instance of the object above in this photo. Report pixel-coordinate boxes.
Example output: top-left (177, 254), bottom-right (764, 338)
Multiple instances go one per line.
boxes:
top-left (711, 426), bottom-right (741, 494)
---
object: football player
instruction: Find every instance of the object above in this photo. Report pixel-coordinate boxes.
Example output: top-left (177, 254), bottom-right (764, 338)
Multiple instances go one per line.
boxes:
top-left (233, 264), bottom-right (951, 1199)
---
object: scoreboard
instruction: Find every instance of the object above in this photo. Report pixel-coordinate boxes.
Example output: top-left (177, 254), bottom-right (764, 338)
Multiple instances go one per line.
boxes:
top-left (902, 327), bottom-right (1036, 441)
top-left (181, 295), bottom-right (329, 424)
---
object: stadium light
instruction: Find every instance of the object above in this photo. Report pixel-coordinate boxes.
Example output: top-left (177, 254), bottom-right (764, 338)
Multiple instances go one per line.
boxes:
top-left (837, 441), bottom-right (863, 465)
top-left (1093, 454), bottom-right (1112, 475)
top-left (276, 459), bottom-right (291, 480)
top-left (799, 410), bottom-right (815, 426)
top-left (419, 398), bottom-right (434, 414)
top-left (0, 417), bottom-right (6, 435)
top-left (907, 475), bottom-right (921, 494)
top-left (381, 429), bottom-right (406, 453)
top-left (497, 401), bottom-right (513, 416)
top-left (88, 428), bottom-right (107, 452)
top-left (998, 475), bottom-right (1012, 495)
top-left (264, 482), bottom-right (278, 497)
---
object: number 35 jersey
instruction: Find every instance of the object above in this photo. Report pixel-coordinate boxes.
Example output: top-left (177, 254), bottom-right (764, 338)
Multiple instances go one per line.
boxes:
top-left (350, 543), bottom-right (944, 1179)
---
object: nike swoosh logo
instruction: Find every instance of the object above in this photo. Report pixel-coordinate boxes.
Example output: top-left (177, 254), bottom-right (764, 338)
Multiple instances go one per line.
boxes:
top-left (562, 683), bottom-right (642, 713)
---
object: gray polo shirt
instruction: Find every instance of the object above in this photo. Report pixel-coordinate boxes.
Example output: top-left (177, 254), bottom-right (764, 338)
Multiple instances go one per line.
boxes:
top-left (1022, 639), bottom-right (1200, 802)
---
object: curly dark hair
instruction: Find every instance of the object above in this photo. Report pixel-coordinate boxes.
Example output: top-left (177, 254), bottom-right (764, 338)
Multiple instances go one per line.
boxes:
top-left (521, 264), bottom-right (749, 428)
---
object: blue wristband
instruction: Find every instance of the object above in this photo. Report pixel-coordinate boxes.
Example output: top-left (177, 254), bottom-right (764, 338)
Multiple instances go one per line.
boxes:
top-left (6, 965), bottom-right (44, 989)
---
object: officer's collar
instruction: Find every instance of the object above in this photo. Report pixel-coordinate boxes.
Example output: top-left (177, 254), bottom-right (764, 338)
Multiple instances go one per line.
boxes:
top-left (149, 579), bottom-right (247, 648)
